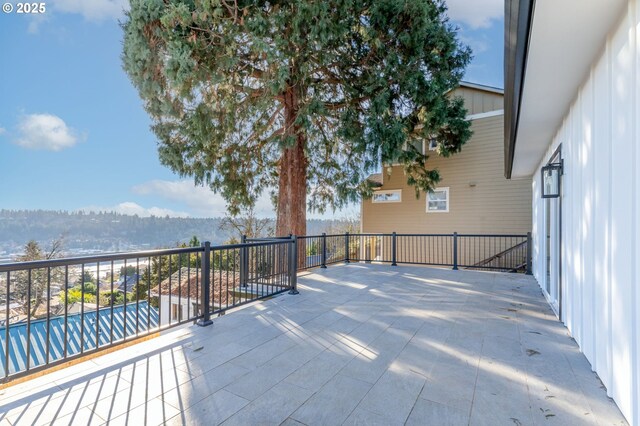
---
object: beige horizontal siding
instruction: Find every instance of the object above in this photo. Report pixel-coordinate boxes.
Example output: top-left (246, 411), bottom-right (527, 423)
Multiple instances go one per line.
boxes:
top-left (362, 115), bottom-right (532, 235)
top-left (451, 87), bottom-right (504, 115)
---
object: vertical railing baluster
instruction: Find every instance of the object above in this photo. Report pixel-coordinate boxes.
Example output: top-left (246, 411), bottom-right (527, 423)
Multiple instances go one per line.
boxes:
top-left (526, 232), bottom-right (533, 275)
top-left (178, 255), bottom-right (182, 323)
top-left (5, 271), bottom-right (11, 379)
top-left (168, 255), bottom-right (172, 326)
top-left (147, 257), bottom-right (151, 331)
top-left (26, 269), bottom-right (31, 370)
top-left (64, 266), bottom-right (68, 359)
top-left (157, 256), bottom-right (162, 328)
top-left (391, 232), bottom-right (398, 266)
top-left (344, 232), bottom-right (350, 264)
top-left (289, 236), bottom-right (299, 295)
top-left (135, 258), bottom-right (140, 334)
top-left (46, 267), bottom-right (51, 365)
top-left (123, 260), bottom-right (128, 338)
top-left (197, 242), bottom-right (212, 326)
top-left (95, 263), bottom-right (100, 349)
top-left (109, 261), bottom-right (114, 344)
top-left (453, 232), bottom-right (459, 270)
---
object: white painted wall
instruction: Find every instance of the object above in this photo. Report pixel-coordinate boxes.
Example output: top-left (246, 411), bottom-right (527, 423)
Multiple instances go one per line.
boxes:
top-left (158, 295), bottom-right (195, 326)
top-left (530, 2), bottom-right (639, 423)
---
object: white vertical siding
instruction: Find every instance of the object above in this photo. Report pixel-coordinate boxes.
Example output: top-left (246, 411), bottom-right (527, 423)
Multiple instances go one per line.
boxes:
top-left (530, 1), bottom-right (639, 423)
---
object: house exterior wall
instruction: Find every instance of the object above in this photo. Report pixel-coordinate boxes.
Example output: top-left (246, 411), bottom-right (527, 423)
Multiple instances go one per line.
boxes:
top-left (530, 2), bottom-right (640, 422)
top-left (453, 86), bottom-right (503, 115)
top-left (362, 114), bottom-right (532, 235)
top-left (158, 295), bottom-right (195, 326)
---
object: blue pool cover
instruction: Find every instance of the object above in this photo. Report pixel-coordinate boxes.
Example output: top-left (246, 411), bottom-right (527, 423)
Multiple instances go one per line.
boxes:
top-left (0, 301), bottom-right (159, 378)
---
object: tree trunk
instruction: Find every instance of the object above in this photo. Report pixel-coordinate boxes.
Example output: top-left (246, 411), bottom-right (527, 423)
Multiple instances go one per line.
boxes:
top-left (276, 84), bottom-right (307, 238)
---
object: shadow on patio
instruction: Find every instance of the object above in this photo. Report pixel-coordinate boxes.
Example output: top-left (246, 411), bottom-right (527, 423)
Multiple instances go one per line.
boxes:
top-left (0, 264), bottom-right (627, 425)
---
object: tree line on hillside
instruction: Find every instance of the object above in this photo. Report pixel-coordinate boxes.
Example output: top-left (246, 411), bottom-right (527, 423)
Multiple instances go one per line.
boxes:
top-left (0, 209), bottom-right (357, 253)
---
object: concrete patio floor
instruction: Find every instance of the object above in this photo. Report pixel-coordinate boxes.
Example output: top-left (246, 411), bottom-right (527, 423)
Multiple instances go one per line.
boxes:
top-left (0, 264), bottom-right (628, 426)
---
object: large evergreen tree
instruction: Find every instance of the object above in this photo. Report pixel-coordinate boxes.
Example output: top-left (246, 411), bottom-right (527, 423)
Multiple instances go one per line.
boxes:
top-left (122, 0), bottom-right (471, 236)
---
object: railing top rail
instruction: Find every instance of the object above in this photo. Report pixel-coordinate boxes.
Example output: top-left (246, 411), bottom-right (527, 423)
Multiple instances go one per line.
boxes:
top-left (455, 234), bottom-right (528, 238)
top-left (244, 236), bottom-right (291, 242)
top-left (0, 246), bottom-right (204, 271)
top-left (210, 239), bottom-right (292, 250)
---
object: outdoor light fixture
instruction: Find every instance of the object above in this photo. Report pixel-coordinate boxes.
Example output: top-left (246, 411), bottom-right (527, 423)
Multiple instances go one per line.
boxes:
top-left (541, 160), bottom-right (563, 198)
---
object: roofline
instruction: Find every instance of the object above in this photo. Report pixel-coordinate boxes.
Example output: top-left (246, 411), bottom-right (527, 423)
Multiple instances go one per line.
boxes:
top-left (466, 109), bottom-right (504, 121)
top-left (503, 0), bottom-right (536, 179)
top-left (459, 81), bottom-right (504, 95)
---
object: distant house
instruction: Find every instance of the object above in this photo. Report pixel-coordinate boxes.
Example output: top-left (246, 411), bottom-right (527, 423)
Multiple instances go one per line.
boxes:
top-left (505, 1), bottom-right (640, 423)
top-left (0, 301), bottom-right (159, 377)
top-left (361, 82), bottom-right (532, 236)
top-left (115, 274), bottom-right (140, 294)
top-left (151, 267), bottom-right (236, 325)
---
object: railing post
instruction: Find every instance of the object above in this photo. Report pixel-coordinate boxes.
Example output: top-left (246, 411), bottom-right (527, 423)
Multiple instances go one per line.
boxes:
top-left (321, 233), bottom-right (327, 268)
top-left (391, 232), bottom-right (397, 266)
top-left (526, 232), bottom-right (533, 275)
top-left (240, 235), bottom-right (248, 288)
top-left (197, 241), bottom-right (213, 326)
top-left (289, 236), bottom-right (299, 294)
top-left (345, 232), bottom-right (350, 264)
top-left (452, 232), bottom-right (458, 270)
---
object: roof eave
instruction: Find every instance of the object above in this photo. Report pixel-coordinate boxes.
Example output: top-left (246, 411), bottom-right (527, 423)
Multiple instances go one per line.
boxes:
top-left (504, 0), bottom-right (536, 179)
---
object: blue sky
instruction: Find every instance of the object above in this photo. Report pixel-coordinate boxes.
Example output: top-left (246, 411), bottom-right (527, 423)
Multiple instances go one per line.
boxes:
top-left (0, 0), bottom-right (503, 219)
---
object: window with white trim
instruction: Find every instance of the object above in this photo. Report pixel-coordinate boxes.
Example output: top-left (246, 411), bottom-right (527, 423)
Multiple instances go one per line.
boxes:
top-left (426, 187), bottom-right (449, 212)
top-left (372, 190), bottom-right (402, 203)
top-left (407, 140), bottom-right (425, 155)
top-left (428, 138), bottom-right (438, 151)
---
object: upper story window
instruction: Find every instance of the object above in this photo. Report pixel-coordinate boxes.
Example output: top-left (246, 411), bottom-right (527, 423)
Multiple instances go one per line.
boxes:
top-left (372, 190), bottom-right (402, 203)
top-left (407, 140), bottom-right (425, 155)
top-left (428, 139), bottom-right (438, 151)
top-left (426, 187), bottom-right (449, 213)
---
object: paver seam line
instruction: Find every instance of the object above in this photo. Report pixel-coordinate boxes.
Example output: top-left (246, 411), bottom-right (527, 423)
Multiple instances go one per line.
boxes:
top-left (217, 302), bottom-right (363, 413)
top-left (339, 326), bottom-right (421, 425)
top-left (165, 389), bottom-right (250, 426)
top-left (279, 417), bottom-right (310, 426)
top-left (403, 372), bottom-right (428, 426)
top-left (220, 315), bottom-right (382, 420)
top-left (79, 292), bottom-right (318, 423)
top-left (234, 281), bottom-right (395, 424)
top-left (514, 286), bottom-right (536, 426)
top-left (466, 303), bottom-right (484, 426)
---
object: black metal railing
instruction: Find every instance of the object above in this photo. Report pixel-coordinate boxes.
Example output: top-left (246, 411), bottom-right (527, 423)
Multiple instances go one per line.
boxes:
top-left (295, 232), bottom-right (532, 274)
top-left (0, 231), bottom-right (530, 383)
top-left (0, 238), bottom-right (297, 382)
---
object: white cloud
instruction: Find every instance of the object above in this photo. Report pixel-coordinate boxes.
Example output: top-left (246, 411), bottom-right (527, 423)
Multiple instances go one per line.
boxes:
top-left (132, 180), bottom-right (276, 218)
top-left (27, 14), bottom-right (49, 34)
top-left (50, 0), bottom-right (128, 21)
top-left (0, 127), bottom-right (6, 135)
top-left (81, 202), bottom-right (190, 218)
top-left (445, 0), bottom-right (502, 29)
top-left (14, 114), bottom-right (80, 151)
top-left (460, 34), bottom-right (489, 54)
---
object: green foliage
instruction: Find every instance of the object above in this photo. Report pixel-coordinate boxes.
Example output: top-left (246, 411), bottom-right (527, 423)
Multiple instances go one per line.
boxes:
top-left (122, 0), bottom-right (472, 214)
top-left (60, 280), bottom-right (102, 306)
top-left (140, 248), bottom-right (199, 287)
top-left (99, 291), bottom-right (128, 306)
top-left (119, 265), bottom-right (137, 277)
top-left (76, 270), bottom-right (95, 287)
top-left (189, 235), bottom-right (200, 247)
top-left (61, 288), bottom-right (96, 305)
top-left (81, 281), bottom-right (98, 296)
top-left (14, 238), bottom-right (64, 317)
top-left (307, 241), bottom-right (319, 256)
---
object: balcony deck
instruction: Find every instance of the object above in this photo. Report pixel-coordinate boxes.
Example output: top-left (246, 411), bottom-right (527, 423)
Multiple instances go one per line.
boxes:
top-left (0, 264), bottom-right (627, 425)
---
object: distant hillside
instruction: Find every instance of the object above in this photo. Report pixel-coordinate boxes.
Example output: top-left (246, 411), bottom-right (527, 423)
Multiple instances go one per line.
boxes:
top-left (0, 210), bottom-right (357, 256)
